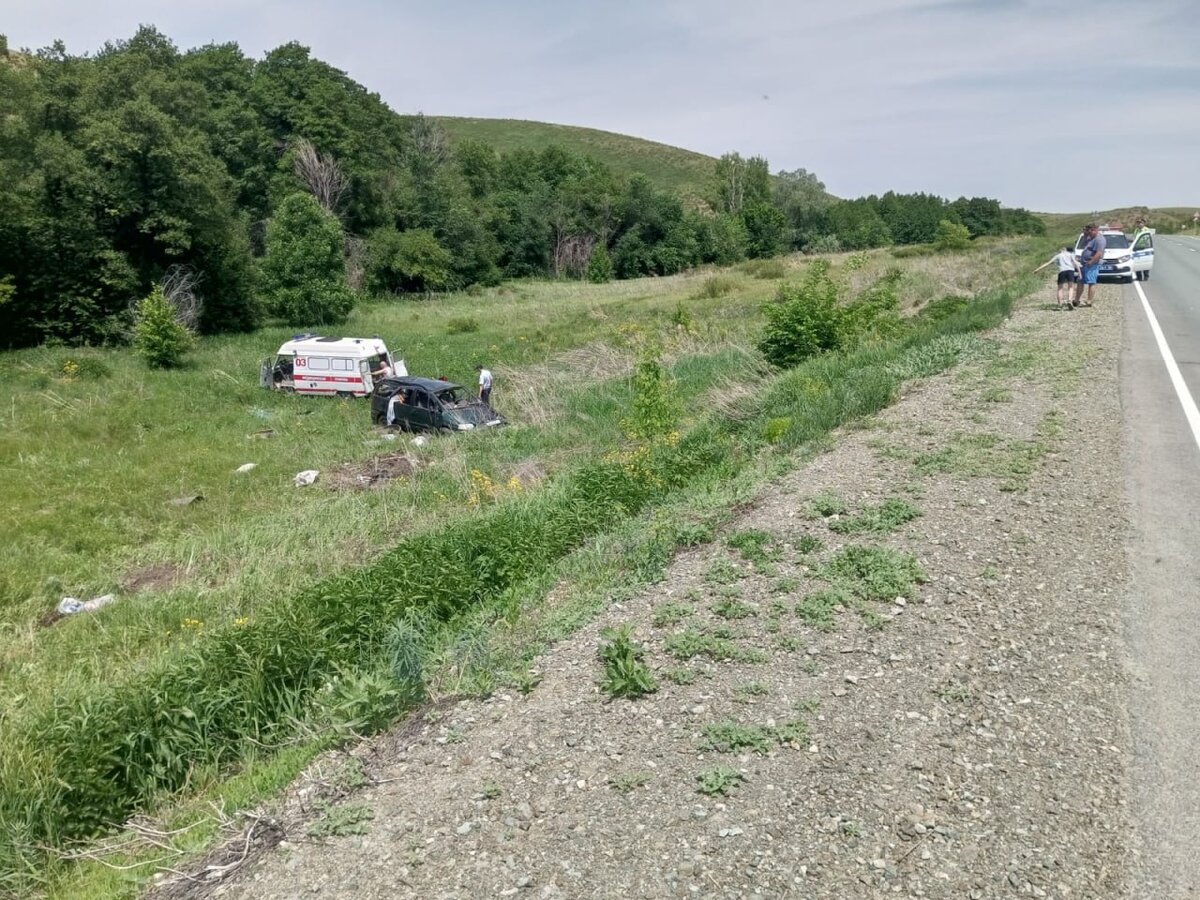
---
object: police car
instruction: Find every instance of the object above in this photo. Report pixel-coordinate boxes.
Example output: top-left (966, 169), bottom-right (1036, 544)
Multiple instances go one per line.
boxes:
top-left (1074, 227), bottom-right (1155, 283)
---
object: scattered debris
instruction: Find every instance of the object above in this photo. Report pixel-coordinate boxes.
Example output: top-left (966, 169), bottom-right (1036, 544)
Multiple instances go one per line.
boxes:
top-left (326, 454), bottom-right (418, 491)
top-left (57, 593), bottom-right (117, 616)
top-left (293, 470), bottom-right (320, 487)
top-left (167, 494), bottom-right (204, 506)
top-left (248, 429), bottom-right (275, 440)
top-left (235, 463), bottom-right (257, 474)
top-left (411, 435), bottom-right (429, 447)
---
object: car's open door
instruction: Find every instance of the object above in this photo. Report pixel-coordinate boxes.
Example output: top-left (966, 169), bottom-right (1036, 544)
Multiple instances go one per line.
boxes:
top-left (1132, 231), bottom-right (1154, 280)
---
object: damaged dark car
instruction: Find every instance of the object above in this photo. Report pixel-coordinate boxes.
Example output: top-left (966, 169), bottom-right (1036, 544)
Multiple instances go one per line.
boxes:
top-left (371, 376), bottom-right (505, 432)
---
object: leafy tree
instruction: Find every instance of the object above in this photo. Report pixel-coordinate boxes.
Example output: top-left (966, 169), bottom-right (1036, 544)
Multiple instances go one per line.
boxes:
top-left (696, 213), bottom-right (749, 265)
top-left (934, 219), bottom-right (971, 251)
top-left (741, 202), bottom-right (788, 258)
top-left (950, 196), bottom-right (1004, 238)
top-left (825, 199), bottom-right (892, 250)
top-left (712, 153), bottom-right (772, 215)
top-left (774, 168), bottom-right (831, 249)
top-left (133, 285), bottom-right (193, 368)
top-left (586, 244), bottom-right (613, 283)
top-left (365, 226), bottom-right (452, 294)
top-left (260, 192), bottom-right (354, 324)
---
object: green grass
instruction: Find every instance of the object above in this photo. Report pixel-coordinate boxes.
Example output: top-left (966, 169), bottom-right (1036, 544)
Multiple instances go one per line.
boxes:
top-left (0, 241), bottom-right (1045, 891)
top-left (436, 117), bottom-right (720, 200)
top-left (828, 497), bottom-right (922, 534)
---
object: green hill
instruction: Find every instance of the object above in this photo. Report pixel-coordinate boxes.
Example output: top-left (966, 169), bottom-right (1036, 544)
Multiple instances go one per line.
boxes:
top-left (437, 117), bottom-right (718, 200)
top-left (1039, 206), bottom-right (1198, 240)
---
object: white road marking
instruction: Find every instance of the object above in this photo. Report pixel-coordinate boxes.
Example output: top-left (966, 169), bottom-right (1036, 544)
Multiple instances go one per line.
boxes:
top-left (1134, 281), bottom-right (1200, 454)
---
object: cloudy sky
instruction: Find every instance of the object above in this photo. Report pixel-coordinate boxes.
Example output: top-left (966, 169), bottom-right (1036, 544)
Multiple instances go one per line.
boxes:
top-left (6, 0), bottom-right (1198, 212)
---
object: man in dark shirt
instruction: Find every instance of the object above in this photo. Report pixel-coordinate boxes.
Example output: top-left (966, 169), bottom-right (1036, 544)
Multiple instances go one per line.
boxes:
top-left (1073, 224), bottom-right (1107, 307)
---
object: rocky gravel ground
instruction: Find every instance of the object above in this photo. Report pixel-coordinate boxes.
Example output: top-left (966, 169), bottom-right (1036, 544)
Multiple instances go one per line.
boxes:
top-left (167, 285), bottom-right (1132, 899)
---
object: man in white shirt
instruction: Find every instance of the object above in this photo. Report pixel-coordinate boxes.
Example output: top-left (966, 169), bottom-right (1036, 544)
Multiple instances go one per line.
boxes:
top-left (476, 364), bottom-right (493, 406)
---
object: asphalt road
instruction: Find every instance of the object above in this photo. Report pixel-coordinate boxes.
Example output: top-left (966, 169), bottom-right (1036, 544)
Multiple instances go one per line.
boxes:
top-left (1120, 233), bottom-right (1200, 898)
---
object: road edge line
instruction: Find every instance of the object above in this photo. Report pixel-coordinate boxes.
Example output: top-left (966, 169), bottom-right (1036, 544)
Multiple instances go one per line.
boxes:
top-left (1134, 280), bottom-right (1200, 453)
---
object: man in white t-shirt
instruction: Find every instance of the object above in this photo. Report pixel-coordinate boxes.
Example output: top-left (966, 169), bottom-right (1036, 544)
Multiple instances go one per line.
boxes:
top-left (476, 364), bottom-right (493, 406)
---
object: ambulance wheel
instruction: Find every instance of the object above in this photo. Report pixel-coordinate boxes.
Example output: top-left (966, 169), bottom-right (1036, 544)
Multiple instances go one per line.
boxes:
top-left (337, 391), bottom-right (353, 399)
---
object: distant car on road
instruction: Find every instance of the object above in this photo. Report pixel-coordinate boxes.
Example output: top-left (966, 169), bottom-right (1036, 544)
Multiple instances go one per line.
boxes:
top-left (371, 376), bottom-right (504, 432)
top-left (1074, 228), bottom-right (1155, 283)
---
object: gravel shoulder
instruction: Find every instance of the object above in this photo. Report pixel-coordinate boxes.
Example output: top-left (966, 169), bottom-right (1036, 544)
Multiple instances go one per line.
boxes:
top-left (164, 286), bottom-right (1133, 899)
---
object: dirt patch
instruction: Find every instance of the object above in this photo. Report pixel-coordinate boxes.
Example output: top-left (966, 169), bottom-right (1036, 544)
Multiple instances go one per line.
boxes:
top-left (326, 453), bottom-right (419, 491)
top-left (122, 563), bottom-right (185, 594)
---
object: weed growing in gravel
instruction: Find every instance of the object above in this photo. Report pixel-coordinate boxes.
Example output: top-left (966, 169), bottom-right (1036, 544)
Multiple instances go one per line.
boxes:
top-left (936, 681), bottom-right (974, 703)
top-left (795, 534), bottom-right (823, 555)
top-left (735, 681), bottom-right (769, 699)
top-left (809, 492), bottom-right (847, 518)
top-left (663, 666), bottom-right (705, 685)
top-left (702, 721), bottom-right (773, 754)
top-left (712, 597), bottom-right (755, 620)
top-left (507, 669), bottom-right (543, 695)
top-left (768, 599), bottom-right (790, 617)
top-left (828, 497), bottom-right (922, 535)
top-left (981, 386), bottom-right (1012, 403)
top-left (703, 556), bottom-right (742, 585)
top-left (702, 718), bottom-right (808, 753)
top-left (793, 698), bottom-right (821, 713)
top-left (598, 626), bottom-right (658, 699)
top-left (652, 601), bottom-right (695, 628)
top-left (479, 782), bottom-right (503, 800)
top-left (775, 635), bottom-right (803, 653)
top-left (725, 528), bottom-right (782, 572)
top-left (307, 802), bottom-right (375, 839)
top-left (696, 766), bottom-right (746, 796)
top-left (796, 588), bottom-right (850, 630)
top-left (664, 627), bottom-right (767, 664)
top-left (840, 820), bottom-right (861, 838)
top-left (608, 772), bottom-right (652, 794)
top-left (771, 576), bottom-right (801, 595)
top-left (823, 545), bottom-right (925, 602)
top-left (799, 658), bottom-right (821, 675)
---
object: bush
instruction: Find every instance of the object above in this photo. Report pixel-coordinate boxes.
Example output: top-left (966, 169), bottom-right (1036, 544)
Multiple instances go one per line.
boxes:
top-left (738, 258), bottom-right (788, 280)
top-left (934, 219), bottom-right (972, 251)
top-left (133, 287), bottom-right (193, 369)
top-left (692, 275), bottom-right (737, 299)
top-left (260, 193), bottom-right (355, 326)
top-left (622, 342), bottom-right (679, 440)
top-left (366, 227), bottom-right (453, 294)
top-left (446, 316), bottom-right (480, 335)
top-left (586, 244), bottom-right (613, 283)
top-left (802, 233), bottom-right (842, 255)
top-left (757, 260), bottom-right (844, 367)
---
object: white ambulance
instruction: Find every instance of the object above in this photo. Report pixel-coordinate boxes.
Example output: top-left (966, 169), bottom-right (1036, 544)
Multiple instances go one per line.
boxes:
top-left (260, 334), bottom-right (407, 398)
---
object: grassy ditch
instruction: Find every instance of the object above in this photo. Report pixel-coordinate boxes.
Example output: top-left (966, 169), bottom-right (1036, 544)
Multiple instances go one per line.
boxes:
top-left (0, 270), bottom-right (1035, 889)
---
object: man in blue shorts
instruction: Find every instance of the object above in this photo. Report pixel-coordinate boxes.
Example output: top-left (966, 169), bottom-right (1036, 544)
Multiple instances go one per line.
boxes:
top-left (1073, 223), bottom-right (1106, 307)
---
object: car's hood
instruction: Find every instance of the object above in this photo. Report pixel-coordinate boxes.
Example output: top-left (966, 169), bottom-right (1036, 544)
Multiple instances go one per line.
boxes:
top-left (451, 403), bottom-right (503, 426)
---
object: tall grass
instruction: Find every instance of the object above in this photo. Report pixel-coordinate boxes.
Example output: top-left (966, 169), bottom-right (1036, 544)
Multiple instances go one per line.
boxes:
top-left (0, 268), bottom-right (1031, 887)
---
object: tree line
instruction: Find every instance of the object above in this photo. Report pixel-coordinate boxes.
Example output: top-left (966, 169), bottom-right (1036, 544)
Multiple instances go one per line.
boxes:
top-left (0, 28), bottom-right (1043, 349)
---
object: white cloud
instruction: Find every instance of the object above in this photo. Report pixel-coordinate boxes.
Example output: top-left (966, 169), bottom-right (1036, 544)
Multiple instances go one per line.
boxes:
top-left (5, 0), bottom-right (1197, 210)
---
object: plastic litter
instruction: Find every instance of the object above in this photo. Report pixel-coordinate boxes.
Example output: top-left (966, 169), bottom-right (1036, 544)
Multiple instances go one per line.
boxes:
top-left (294, 469), bottom-right (320, 486)
top-left (248, 429), bottom-right (275, 439)
top-left (168, 494), bottom-right (204, 506)
top-left (57, 594), bottom-right (116, 616)
top-left (411, 435), bottom-right (428, 447)
top-left (235, 463), bottom-right (257, 474)
top-left (382, 433), bottom-right (397, 441)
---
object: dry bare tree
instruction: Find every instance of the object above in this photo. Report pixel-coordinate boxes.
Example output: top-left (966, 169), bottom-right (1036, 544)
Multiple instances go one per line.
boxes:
top-left (293, 138), bottom-right (349, 215)
top-left (553, 234), bottom-right (596, 279)
top-left (159, 264), bottom-right (203, 330)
